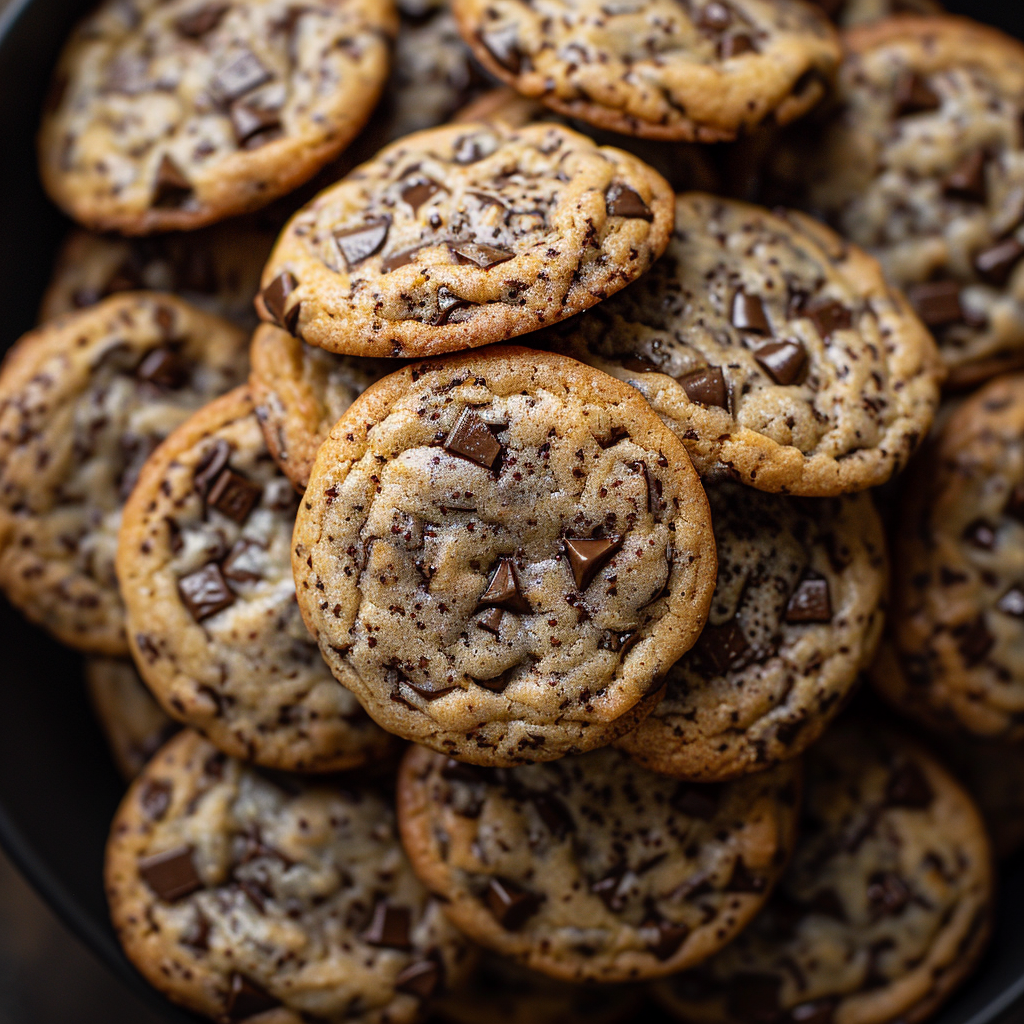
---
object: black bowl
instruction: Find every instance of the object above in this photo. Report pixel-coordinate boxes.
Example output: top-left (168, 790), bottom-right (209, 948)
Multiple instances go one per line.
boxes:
top-left (2, 1), bottom-right (1024, 1021)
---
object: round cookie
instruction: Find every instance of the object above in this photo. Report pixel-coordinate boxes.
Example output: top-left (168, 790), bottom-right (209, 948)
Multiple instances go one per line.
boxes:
top-left (39, 0), bottom-right (397, 234)
top-left (546, 193), bottom-right (943, 497)
top-left (449, 0), bottom-right (840, 143)
top-left (117, 386), bottom-right (396, 772)
top-left (39, 220), bottom-right (276, 330)
top-left (653, 719), bottom-right (993, 1024)
top-left (256, 121), bottom-right (675, 358)
top-left (0, 292), bottom-right (248, 655)
top-left (106, 729), bottom-right (473, 1024)
top-left (86, 657), bottom-right (180, 781)
top-left (881, 374), bottom-right (1024, 741)
top-left (292, 347), bottom-right (718, 766)
top-left (398, 744), bottom-right (801, 982)
top-left (249, 324), bottom-right (399, 492)
top-left (616, 483), bottom-right (887, 782)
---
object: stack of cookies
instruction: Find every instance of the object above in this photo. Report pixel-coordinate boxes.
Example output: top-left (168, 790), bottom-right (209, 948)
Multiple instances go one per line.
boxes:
top-left (2, 0), bottom-right (1020, 1021)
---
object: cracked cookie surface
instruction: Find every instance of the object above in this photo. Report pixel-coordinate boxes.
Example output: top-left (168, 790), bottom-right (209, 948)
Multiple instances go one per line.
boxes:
top-left (293, 347), bottom-right (717, 766)
top-left (39, 0), bottom-right (397, 234)
top-left (450, 0), bottom-right (840, 142)
top-left (616, 482), bottom-right (887, 781)
top-left (117, 387), bottom-right (395, 772)
top-left (653, 719), bottom-right (993, 1024)
top-left (257, 121), bottom-right (674, 357)
top-left (546, 193), bottom-right (943, 496)
top-left (0, 293), bottom-right (248, 655)
top-left (106, 729), bottom-right (473, 1024)
top-left (398, 744), bottom-right (800, 982)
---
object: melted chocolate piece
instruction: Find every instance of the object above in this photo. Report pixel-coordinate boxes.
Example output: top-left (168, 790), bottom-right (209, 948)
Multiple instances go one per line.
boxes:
top-left (678, 366), bottom-right (727, 408)
top-left (450, 242), bottom-right (515, 268)
top-left (694, 620), bottom-right (750, 674)
top-left (478, 606), bottom-right (504, 634)
top-left (670, 783), bottom-right (719, 820)
top-left (175, 3), bottom-right (229, 39)
top-left (262, 271), bottom-right (297, 328)
top-left (334, 217), bottom-right (392, 270)
top-left (591, 865), bottom-right (628, 911)
top-left (221, 538), bottom-right (265, 583)
top-left (401, 177), bottom-right (445, 212)
top-left (194, 440), bottom-right (232, 497)
top-left (207, 468), bottom-right (261, 523)
top-left (381, 246), bottom-right (428, 274)
top-left (433, 287), bottom-right (471, 325)
top-left (138, 845), bottom-right (202, 901)
top-left (619, 353), bottom-right (660, 374)
top-left (720, 33), bottom-right (755, 59)
top-left (605, 182), bottom-right (653, 221)
top-left (698, 2), bottom-right (733, 31)
top-left (997, 586), bottom-right (1024, 617)
top-left (957, 616), bottom-right (994, 665)
top-left (975, 237), bottom-right (1024, 286)
top-left (803, 299), bottom-right (852, 339)
top-left (532, 793), bottom-right (574, 838)
top-left (140, 779), bottom-right (172, 821)
top-left (362, 902), bottom-right (412, 949)
top-left (395, 960), bottom-right (441, 1000)
top-left (210, 49), bottom-right (273, 104)
top-left (230, 101), bottom-right (282, 148)
top-left (137, 347), bottom-right (188, 389)
top-left (785, 576), bottom-right (832, 623)
top-left (732, 291), bottom-right (771, 334)
top-left (894, 71), bottom-right (941, 116)
top-left (885, 762), bottom-right (934, 808)
top-left (563, 535), bottom-right (623, 591)
top-left (867, 871), bottom-right (910, 917)
top-left (479, 557), bottom-right (530, 614)
top-left (907, 281), bottom-right (964, 327)
top-left (647, 917), bottom-right (691, 960)
top-left (443, 408), bottom-right (502, 470)
top-left (755, 341), bottom-right (806, 385)
top-left (479, 25), bottom-right (523, 73)
top-left (944, 149), bottom-right (988, 203)
top-left (153, 154), bottom-right (192, 208)
top-left (225, 974), bottom-right (279, 1021)
top-left (178, 563), bottom-right (235, 621)
top-left (486, 878), bottom-right (542, 930)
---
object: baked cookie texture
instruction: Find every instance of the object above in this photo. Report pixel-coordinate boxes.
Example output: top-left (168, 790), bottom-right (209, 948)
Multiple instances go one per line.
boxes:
top-left (117, 386), bottom-right (396, 772)
top-left (546, 193), bottom-right (943, 497)
top-left (397, 744), bottom-right (801, 982)
top-left (257, 121), bottom-right (675, 358)
top-left (616, 483), bottom-right (887, 781)
top-left (653, 720), bottom-right (993, 1024)
top-left (450, 0), bottom-right (841, 142)
top-left (106, 729), bottom-right (474, 1024)
top-left (292, 347), bottom-right (718, 766)
top-left (0, 293), bottom-right (248, 655)
top-left (249, 324), bottom-right (399, 492)
top-left (776, 16), bottom-right (1024, 388)
top-left (39, 0), bottom-right (397, 234)
top-left (880, 374), bottom-right (1024, 741)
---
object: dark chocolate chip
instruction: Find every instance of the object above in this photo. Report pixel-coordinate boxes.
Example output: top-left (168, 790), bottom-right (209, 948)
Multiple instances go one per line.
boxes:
top-left (399, 673), bottom-right (457, 701)
top-left (362, 901), bottom-right (412, 949)
top-left (401, 177), bottom-right (445, 212)
top-left (261, 271), bottom-right (297, 328)
top-left (997, 586), bottom-right (1024, 617)
top-left (395, 960), bottom-right (440, 1000)
top-left (974, 237), bottom-right (1024, 286)
top-left (443, 408), bottom-right (502, 470)
top-left (670, 783), bottom-right (720, 820)
top-left (620, 353), bottom-right (660, 374)
top-left (894, 71), bottom-right (940, 116)
top-left (381, 246), bottom-right (427, 274)
top-left (785, 576), bottom-right (832, 623)
top-left (486, 878), bottom-right (542, 930)
top-left (194, 440), bottom-right (232, 497)
top-left (726, 857), bottom-right (766, 893)
top-left (225, 974), bottom-right (279, 1022)
top-left (591, 865), bottom-right (628, 911)
top-left (175, 3), bottom-right (229, 38)
top-left (138, 845), bottom-right (202, 901)
top-left (719, 33), bottom-right (755, 58)
top-left (221, 538), bottom-right (265, 583)
top-left (479, 557), bottom-right (530, 614)
top-left (140, 779), bottom-right (172, 821)
top-left (479, 25), bottom-right (523, 73)
top-left (207, 468), bottom-right (261, 524)
top-left (210, 48), bottom-right (273, 104)
top-left (478, 607), bottom-right (504, 634)
top-left (334, 217), bottom-right (391, 270)
top-left (755, 341), bottom-right (806, 385)
top-left (963, 519), bottom-right (997, 549)
top-left (944, 149), bottom-right (988, 203)
top-left (230, 101), bottom-right (282, 148)
top-left (532, 793), bottom-right (574, 839)
top-left (178, 563), bottom-right (235, 621)
top-left (449, 242), bottom-right (515, 268)
top-left (136, 347), bottom-right (189, 389)
top-left (153, 154), bottom-right (192, 208)
top-left (433, 287), bottom-right (472, 325)
top-left (698, 2), bottom-right (733, 31)
top-left (802, 299), bottom-right (852, 339)
top-left (731, 291), bottom-right (771, 334)
top-left (563, 535), bottom-right (623, 591)
top-left (604, 182), bottom-right (653, 221)
top-left (647, 917), bottom-right (691, 961)
top-left (867, 871), bottom-right (910, 917)
top-left (907, 281), bottom-right (964, 327)
top-left (885, 762), bottom-right (933, 808)
top-left (453, 134), bottom-right (489, 164)
top-left (693, 620), bottom-right (750, 674)
top-left (957, 615), bottom-right (994, 666)
top-left (678, 366), bottom-right (727, 408)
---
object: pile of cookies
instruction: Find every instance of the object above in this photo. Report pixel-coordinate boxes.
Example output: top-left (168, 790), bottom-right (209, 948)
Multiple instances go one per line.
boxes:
top-left (3, 0), bottom-right (1023, 1020)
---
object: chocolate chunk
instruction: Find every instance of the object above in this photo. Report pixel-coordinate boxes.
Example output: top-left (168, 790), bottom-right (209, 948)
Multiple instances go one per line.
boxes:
top-left (207, 468), bottom-right (261, 523)
top-left (907, 281), bottom-right (964, 327)
top-left (605, 182), bottom-right (654, 221)
top-left (678, 366), bottom-right (727, 408)
top-left (453, 134), bottom-right (489, 165)
top-left (450, 242), bottom-right (515, 268)
top-left (153, 154), bottom-right (192, 208)
top-left (478, 607), bottom-right (504, 634)
top-left (401, 177), bottom-right (445, 212)
top-left (400, 675), bottom-right (457, 701)
top-left (532, 793), bottom-right (574, 839)
top-left (867, 871), bottom-right (910, 917)
top-left (670, 783), bottom-right (719, 820)
top-left (755, 341), bottom-right (806, 385)
top-left (726, 857), bottom-right (766, 893)
top-left (140, 779), bottom-right (172, 821)
top-left (647, 917), bottom-right (691, 961)
top-left (886, 762), bottom-right (933, 808)
top-left (334, 217), bottom-right (391, 270)
top-left (362, 901), bottom-right (412, 949)
top-left (138, 845), bottom-right (202, 901)
top-left (230, 101), bottom-right (281, 148)
top-left (395, 960), bottom-right (441, 1000)
top-left (381, 246), bottom-right (428, 274)
top-left (175, 3), bottom-right (229, 38)
top-left (479, 25), bottom-right (523, 73)
top-left (894, 71), bottom-right (940, 116)
top-left (178, 563), bottom-right (235, 621)
top-left (261, 271), bottom-right (297, 328)
top-left (720, 33), bottom-right (755, 59)
top-left (433, 287), bottom-right (471, 325)
top-left (620, 353), bottom-right (660, 374)
top-left (221, 538), bottom-right (265, 583)
top-left (944, 149), bottom-right (988, 203)
top-left (598, 629), bottom-right (640, 654)
top-left (698, 2), bottom-right (733, 31)
top-left (1006, 482), bottom-right (1024, 522)
top-left (136, 347), bottom-right (188, 389)
top-left (975, 237), bottom-right (1024, 286)
top-left (694, 620), bottom-right (750, 674)
top-left (486, 878), bottom-right (542, 930)
top-left (563, 535), bottom-right (623, 591)
top-left (727, 973), bottom-right (783, 1024)
top-left (194, 440), bottom-right (232, 497)
top-left (443, 408), bottom-right (502, 470)
top-left (731, 291), bottom-right (771, 334)
top-left (997, 586), bottom-right (1024, 617)
top-left (210, 48), bottom-right (272, 104)
top-left (957, 616), bottom-right (994, 665)
top-left (785, 576), bottom-right (832, 623)
top-left (803, 299), bottom-right (852, 339)
top-left (591, 865), bottom-right (628, 911)
top-left (963, 519), bottom-right (997, 549)
top-left (479, 557), bottom-right (530, 614)
top-left (226, 975), bottom-right (279, 1022)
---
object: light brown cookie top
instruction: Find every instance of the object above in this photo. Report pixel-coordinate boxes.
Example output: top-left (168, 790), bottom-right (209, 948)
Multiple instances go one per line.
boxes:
top-left (653, 719), bottom-right (993, 1024)
top-left (39, 0), bottom-right (397, 234)
top-left (39, 220), bottom-right (275, 330)
top-left (293, 347), bottom-right (718, 766)
top-left (880, 374), bottom-right (1024, 741)
top-left (106, 729), bottom-right (474, 1024)
top-left (450, 0), bottom-right (840, 142)
top-left (0, 293), bottom-right (248, 655)
top-left (249, 324), bottom-right (400, 492)
top-left (546, 193), bottom-right (943, 496)
top-left (257, 121), bottom-right (675, 358)
top-left (616, 482), bottom-right (887, 781)
top-left (117, 386), bottom-right (396, 772)
top-left (777, 16), bottom-right (1024, 388)
top-left (397, 744), bottom-right (801, 982)
top-left (86, 657), bottom-right (180, 781)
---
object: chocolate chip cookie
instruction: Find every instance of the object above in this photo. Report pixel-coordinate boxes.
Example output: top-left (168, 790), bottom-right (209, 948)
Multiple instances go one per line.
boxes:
top-left (249, 324), bottom-right (398, 492)
top-left (450, 0), bottom-right (840, 142)
top-left (616, 483), bottom-right (887, 781)
top-left (117, 386), bottom-right (396, 772)
top-left (257, 121), bottom-right (674, 357)
top-left (86, 657), bottom-right (180, 780)
top-left (653, 719), bottom-right (993, 1024)
top-left (106, 728), bottom-right (473, 1024)
top-left (293, 347), bottom-right (718, 766)
top-left (0, 293), bottom-right (248, 655)
top-left (546, 193), bottom-right (943, 496)
top-left (818, 0), bottom-right (941, 27)
top-left (39, 220), bottom-right (275, 330)
top-left (881, 373), bottom-right (1024, 741)
top-left (397, 744), bottom-right (801, 982)
top-left (39, 0), bottom-right (397, 234)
